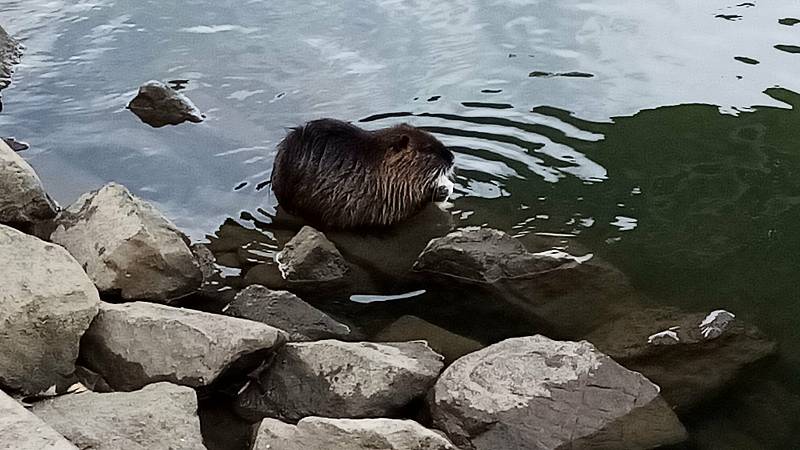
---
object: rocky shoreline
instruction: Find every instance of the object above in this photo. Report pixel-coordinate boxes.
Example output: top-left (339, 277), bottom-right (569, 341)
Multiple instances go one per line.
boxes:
top-left (0, 24), bottom-right (778, 450)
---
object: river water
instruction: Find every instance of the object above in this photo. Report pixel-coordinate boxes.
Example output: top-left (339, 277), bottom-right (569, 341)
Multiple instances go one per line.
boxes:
top-left (2, 0), bottom-right (800, 447)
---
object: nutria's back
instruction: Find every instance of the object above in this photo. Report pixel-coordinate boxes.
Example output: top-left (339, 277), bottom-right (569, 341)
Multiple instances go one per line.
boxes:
top-left (271, 119), bottom-right (454, 229)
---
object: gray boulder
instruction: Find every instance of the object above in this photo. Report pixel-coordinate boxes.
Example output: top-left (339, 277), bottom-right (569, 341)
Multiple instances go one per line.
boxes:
top-left (253, 417), bottom-right (456, 450)
top-left (224, 285), bottom-right (355, 341)
top-left (413, 227), bottom-right (572, 283)
top-left (587, 307), bottom-right (777, 411)
top-left (0, 24), bottom-right (22, 103)
top-left (81, 301), bottom-right (286, 391)
top-left (51, 183), bottom-right (203, 302)
top-left (236, 340), bottom-right (444, 421)
top-left (0, 389), bottom-right (77, 450)
top-left (0, 138), bottom-right (58, 226)
top-left (127, 80), bottom-right (204, 127)
top-left (429, 335), bottom-right (687, 450)
top-left (0, 225), bottom-right (100, 395)
top-left (275, 226), bottom-right (348, 282)
top-left (31, 382), bottom-right (206, 450)
top-left (374, 315), bottom-right (483, 364)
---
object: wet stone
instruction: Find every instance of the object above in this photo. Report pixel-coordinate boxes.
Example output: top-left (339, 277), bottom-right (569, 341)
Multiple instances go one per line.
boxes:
top-left (223, 284), bottom-right (355, 341)
top-left (0, 139), bottom-right (58, 226)
top-left (587, 307), bottom-right (777, 411)
top-left (127, 80), bottom-right (205, 127)
top-left (275, 225), bottom-right (349, 282)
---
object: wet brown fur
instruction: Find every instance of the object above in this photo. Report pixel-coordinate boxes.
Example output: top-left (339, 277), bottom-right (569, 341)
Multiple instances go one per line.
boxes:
top-left (271, 119), bottom-right (454, 229)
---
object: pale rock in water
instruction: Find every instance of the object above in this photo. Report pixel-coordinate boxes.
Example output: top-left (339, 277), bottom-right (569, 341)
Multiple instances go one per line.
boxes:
top-left (429, 335), bottom-right (687, 450)
top-left (51, 182), bottom-right (202, 302)
top-left (252, 417), bottom-right (457, 450)
top-left (30, 382), bottom-right (207, 450)
top-left (0, 225), bottom-right (100, 395)
top-left (235, 339), bottom-right (444, 421)
top-left (0, 139), bottom-right (58, 226)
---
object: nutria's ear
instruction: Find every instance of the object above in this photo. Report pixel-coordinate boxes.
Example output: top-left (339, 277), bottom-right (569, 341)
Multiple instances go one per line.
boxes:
top-left (396, 134), bottom-right (411, 151)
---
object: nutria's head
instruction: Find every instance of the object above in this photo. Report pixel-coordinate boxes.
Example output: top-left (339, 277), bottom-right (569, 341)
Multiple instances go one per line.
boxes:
top-left (374, 123), bottom-right (455, 204)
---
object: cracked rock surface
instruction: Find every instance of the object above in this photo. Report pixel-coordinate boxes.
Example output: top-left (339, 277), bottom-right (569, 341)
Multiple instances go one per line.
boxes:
top-left (429, 335), bottom-right (687, 450)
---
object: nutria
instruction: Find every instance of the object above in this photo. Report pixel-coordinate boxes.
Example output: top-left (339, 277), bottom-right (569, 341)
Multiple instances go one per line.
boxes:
top-left (271, 119), bottom-right (455, 229)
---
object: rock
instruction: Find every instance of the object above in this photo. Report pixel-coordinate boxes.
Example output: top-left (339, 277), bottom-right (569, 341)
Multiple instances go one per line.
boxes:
top-left (51, 182), bottom-right (203, 302)
top-left (0, 225), bottom-right (100, 395)
top-left (586, 307), bottom-right (777, 411)
top-left (192, 243), bottom-right (220, 282)
top-left (224, 285), bottom-right (355, 341)
top-left (0, 389), bottom-right (78, 450)
top-left (275, 226), bottom-right (349, 282)
top-left (80, 301), bottom-right (286, 391)
top-left (0, 24), bottom-right (22, 110)
top-left (0, 139), bottom-right (58, 226)
top-left (429, 335), bottom-right (687, 450)
top-left (235, 340), bottom-right (444, 421)
top-left (413, 227), bottom-right (576, 283)
top-left (1, 137), bottom-right (28, 152)
top-left (127, 80), bottom-right (204, 127)
top-left (31, 382), bottom-right (206, 450)
top-left (253, 417), bottom-right (456, 450)
top-left (374, 315), bottom-right (483, 364)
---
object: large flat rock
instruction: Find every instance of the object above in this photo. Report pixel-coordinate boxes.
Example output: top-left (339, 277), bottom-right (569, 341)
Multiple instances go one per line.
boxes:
top-left (235, 339), bottom-right (444, 421)
top-left (0, 389), bottom-right (77, 450)
top-left (51, 182), bottom-right (202, 302)
top-left (31, 382), bottom-right (206, 450)
top-left (253, 417), bottom-right (456, 450)
top-left (429, 335), bottom-right (687, 450)
top-left (81, 301), bottom-right (286, 390)
top-left (0, 225), bottom-right (100, 395)
top-left (0, 138), bottom-right (58, 226)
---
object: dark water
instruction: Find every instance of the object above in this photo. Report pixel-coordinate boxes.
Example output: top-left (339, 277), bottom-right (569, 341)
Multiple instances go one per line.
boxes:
top-left (3, 0), bottom-right (800, 447)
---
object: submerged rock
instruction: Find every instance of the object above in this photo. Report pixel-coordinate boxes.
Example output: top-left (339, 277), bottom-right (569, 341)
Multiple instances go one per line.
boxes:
top-left (0, 139), bottom-right (58, 226)
top-left (429, 335), bottom-right (687, 450)
top-left (413, 227), bottom-right (574, 283)
top-left (235, 340), bottom-right (444, 421)
top-left (51, 183), bottom-right (203, 302)
top-left (275, 226), bottom-right (349, 282)
top-left (1, 137), bottom-right (28, 152)
top-left (0, 225), bottom-right (100, 395)
top-left (253, 417), bottom-right (456, 450)
top-left (127, 80), bottom-right (204, 127)
top-left (374, 315), bottom-right (483, 364)
top-left (587, 307), bottom-right (777, 411)
top-left (0, 389), bottom-right (78, 450)
top-left (81, 301), bottom-right (286, 391)
top-left (224, 285), bottom-right (355, 341)
top-left (31, 382), bottom-right (206, 450)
